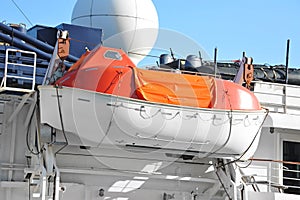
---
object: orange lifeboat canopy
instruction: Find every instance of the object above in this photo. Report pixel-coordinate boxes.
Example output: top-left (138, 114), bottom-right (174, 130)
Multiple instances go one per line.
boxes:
top-left (55, 46), bottom-right (262, 111)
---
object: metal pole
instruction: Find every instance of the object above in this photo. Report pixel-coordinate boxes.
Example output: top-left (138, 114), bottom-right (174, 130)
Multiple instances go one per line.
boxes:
top-left (285, 39), bottom-right (290, 84)
top-left (214, 47), bottom-right (217, 78)
top-left (284, 39), bottom-right (290, 113)
top-left (198, 51), bottom-right (203, 66)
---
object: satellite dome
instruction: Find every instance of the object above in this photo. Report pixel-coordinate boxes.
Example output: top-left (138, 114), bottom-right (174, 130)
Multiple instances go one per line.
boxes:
top-left (71, 0), bottom-right (159, 64)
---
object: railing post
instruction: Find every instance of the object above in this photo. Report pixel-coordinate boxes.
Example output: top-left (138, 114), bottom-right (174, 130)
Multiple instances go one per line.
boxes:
top-left (268, 162), bottom-right (272, 192)
top-left (279, 162), bottom-right (283, 187)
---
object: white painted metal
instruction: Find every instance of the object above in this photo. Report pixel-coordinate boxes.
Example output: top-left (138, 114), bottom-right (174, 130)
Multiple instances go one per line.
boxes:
top-left (253, 81), bottom-right (300, 115)
top-left (1, 49), bottom-right (36, 92)
top-left (71, 0), bottom-right (159, 64)
top-left (2, 72), bottom-right (300, 200)
top-left (0, 93), bottom-right (37, 200)
top-left (38, 86), bottom-right (267, 159)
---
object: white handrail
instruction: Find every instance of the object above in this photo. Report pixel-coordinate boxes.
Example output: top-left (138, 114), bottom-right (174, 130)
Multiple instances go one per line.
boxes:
top-left (241, 158), bottom-right (300, 193)
top-left (253, 81), bottom-right (300, 115)
top-left (1, 49), bottom-right (36, 92)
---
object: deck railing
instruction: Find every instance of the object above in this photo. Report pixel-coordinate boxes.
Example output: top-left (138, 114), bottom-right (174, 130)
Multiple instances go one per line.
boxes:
top-left (241, 158), bottom-right (300, 194)
top-left (0, 49), bottom-right (36, 93)
top-left (253, 81), bottom-right (300, 115)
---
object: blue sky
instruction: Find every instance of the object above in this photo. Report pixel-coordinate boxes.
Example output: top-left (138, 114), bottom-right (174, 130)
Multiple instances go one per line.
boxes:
top-left (2, 0), bottom-right (300, 67)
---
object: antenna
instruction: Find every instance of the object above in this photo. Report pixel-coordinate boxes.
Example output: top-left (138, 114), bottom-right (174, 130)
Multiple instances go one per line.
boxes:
top-left (170, 48), bottom-right (175, 61)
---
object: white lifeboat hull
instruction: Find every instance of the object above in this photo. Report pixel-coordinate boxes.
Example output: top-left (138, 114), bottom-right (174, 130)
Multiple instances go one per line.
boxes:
top-left (39, 86), bottom-right (267, 159)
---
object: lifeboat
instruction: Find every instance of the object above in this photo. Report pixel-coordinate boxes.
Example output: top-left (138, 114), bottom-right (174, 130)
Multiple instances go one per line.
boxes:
top-left (38, 46), bottom-right (268, 159)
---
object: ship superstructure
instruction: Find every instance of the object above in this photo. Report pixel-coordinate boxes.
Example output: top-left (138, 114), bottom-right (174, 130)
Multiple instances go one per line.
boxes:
top-left (1, 1), bottom-right (300, 200)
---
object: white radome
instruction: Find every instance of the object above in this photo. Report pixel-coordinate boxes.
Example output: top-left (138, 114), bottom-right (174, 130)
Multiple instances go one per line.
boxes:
top-left (71, 0), bottom-right (159, 64)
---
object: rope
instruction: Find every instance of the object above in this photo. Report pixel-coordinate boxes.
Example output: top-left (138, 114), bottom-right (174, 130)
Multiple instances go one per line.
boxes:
top-left (103, 71), bottom-right (123, 93)
top-left (222, 107), bottom-right (269, 167)
top-left (97, 70), bottom-right (123, 148)
top-left (235, 108), bottom-right (269, 161)
top-left (26, 103), bottom-right (41, 155)
top-left (69, 37), bottom-right (98, 46)
top-left (54, 85), bottom-right (69, 155)
top-left (128, 51), bottom-right (160, 58)
top-left (139, 106), bottom-right (162, 119)
top-left (112, 102), bottom-right (236, 123)
top-left (203, 90), bottom-right (234, 158)
top-left (10, 0), bottom-right (34, 27)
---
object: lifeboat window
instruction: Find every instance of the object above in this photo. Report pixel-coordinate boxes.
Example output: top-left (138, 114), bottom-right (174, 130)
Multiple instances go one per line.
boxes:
top-left (104, 50), bottom-right (122, 60)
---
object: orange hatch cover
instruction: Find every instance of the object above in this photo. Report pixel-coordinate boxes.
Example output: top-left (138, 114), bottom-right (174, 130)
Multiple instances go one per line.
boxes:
top-left (134, 68), bottom-right (215, 108)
